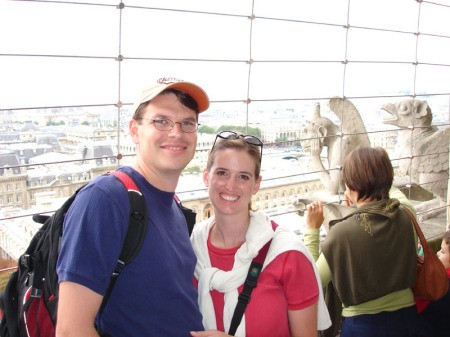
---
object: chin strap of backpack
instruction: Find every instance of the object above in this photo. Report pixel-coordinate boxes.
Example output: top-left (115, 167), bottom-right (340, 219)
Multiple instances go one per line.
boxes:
top-left (227, 221), bottom-right (278, 336)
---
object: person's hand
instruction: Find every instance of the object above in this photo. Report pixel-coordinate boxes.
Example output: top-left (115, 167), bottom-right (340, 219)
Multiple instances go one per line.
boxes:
top-left (190, 330), bottom-right (230, 337)
top-left (305, 201), bottom-right (324, 230)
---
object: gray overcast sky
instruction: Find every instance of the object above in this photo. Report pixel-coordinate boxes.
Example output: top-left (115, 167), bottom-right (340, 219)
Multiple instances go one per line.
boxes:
top-left (0, 0), bottom-right (449, 111)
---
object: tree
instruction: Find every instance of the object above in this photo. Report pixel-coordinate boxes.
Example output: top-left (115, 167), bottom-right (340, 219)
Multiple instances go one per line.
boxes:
top-left (275, 136), bottom-right (288, 143)
top-left (183, 165), bottom-right (202, 175)
top-left (217, 125), bottom-right (261, 138)
top-left (198, 125), bottom-right (215, 134)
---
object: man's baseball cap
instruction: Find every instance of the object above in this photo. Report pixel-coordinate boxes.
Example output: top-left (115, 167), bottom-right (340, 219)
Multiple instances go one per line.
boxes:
top-left (131, 77), bottom-right (210, 116)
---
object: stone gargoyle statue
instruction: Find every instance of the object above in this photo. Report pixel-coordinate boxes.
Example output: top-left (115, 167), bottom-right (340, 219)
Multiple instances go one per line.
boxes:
top-left (382, 99), bottom-right (450, 202)
top-left (300, 97), bottom-right (371, 195)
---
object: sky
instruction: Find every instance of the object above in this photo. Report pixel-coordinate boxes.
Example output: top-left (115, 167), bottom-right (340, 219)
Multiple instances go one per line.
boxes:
top-left (0, 0), bottom-right (449, 123)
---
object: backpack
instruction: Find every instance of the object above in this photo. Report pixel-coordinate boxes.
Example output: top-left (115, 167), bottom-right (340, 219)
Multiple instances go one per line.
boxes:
top-left (0, 170), bottom-right (196, 337)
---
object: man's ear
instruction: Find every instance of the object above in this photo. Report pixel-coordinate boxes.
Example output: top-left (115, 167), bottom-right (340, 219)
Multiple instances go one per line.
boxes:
top-left (203, 168), bottom-right (209, 187)
top-left (129, 119), bottom-right (139, 144)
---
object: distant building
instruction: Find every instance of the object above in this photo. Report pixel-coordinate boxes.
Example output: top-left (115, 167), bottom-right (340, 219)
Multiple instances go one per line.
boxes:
top-left (259, 122), bottom-right (303, 144)
top-left (20, 121), bottom-right (39, 132)
top-left (0, 132), bottom-right (19, 142)
top-left (81, 143), bottom-right (117, 166)
top-left (36, 134), bottom-right (60, 150)
top-left (0, 152), bottom-right (28, 211)
top-left (7, 143), bottom-right (53, 164)
top-left (189, 133), bottom-right (216, 169)
top-left (0, 152), bottom-right (21, 175)
top-left (368, 130), bottom-right (398, 155)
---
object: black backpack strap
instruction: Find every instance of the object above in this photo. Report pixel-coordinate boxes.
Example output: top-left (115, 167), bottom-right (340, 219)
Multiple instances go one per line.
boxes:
top-left (174, 194), bottom-right (196, 236)
top-left (228, 221), bottom-right (279, 336)
top-left (96, 170), bottom-right (148, 334)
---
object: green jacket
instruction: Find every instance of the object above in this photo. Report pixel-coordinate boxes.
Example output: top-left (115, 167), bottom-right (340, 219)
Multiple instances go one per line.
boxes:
top-left (322, 197), bottom-right (416, 306)
top-left (305, 187), bottom-right (418, 317)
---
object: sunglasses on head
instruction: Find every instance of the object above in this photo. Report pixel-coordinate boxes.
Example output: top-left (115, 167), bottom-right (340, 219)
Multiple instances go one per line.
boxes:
top-left (212, 131), bottom-right (263, 162)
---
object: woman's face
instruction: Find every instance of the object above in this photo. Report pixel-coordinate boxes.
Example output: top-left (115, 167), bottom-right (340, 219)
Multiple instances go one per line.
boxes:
top-left (204, 148), bottom-right (261, 218)
top-left (438, 239), bottom-right (450, 269)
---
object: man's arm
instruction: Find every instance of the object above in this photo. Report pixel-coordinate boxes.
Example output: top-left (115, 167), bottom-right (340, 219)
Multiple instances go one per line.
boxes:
top-left (56, 281), bottom-right (103, 337)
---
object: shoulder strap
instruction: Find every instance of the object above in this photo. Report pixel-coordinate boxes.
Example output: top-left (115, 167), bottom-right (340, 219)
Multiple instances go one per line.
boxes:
top-left (400, 206), bottom-right (424, 244)
top-left (174, 194), bottom-right (196, 236)
top-left (228, 221), bottom-right (278, 336)
top-left (109, 171), bottom-right (148, 264)
top-left (97, 170), bottom-right (148, 334)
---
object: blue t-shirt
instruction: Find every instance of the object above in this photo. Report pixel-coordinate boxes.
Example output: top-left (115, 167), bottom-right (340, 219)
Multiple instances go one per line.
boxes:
top-left (56, 166), bottom-right (203, 336)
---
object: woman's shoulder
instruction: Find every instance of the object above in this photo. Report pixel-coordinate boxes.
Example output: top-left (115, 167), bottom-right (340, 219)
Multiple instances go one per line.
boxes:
top-left (328, 214), bottom-right (359, 235)
top-left (271, 248), bottom-right (310, 261)
top-left (269, 227), bottom-right (316, 263)
top-left (271, 225), bottom-right (301, 243)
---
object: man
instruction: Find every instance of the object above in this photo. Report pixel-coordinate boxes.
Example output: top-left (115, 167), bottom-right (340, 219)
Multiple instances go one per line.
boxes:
top-left (56, 78), bottom-right (209, 337)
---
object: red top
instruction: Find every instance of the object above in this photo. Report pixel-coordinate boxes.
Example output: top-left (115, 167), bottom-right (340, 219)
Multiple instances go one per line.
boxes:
top-left (194, 236), bottom-right (319, 336)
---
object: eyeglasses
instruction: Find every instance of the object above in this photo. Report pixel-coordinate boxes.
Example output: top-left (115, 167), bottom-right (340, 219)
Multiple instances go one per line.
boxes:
top-left (212, 131), bottom-right (263, 162)
top-left (140, 117), bottom-right (200, 133)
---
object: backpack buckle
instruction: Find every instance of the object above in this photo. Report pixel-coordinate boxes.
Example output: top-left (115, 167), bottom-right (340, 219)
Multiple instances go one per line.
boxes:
top-left (112, 260), bottom-right (125, 278)
top-left (237, 291), bottom-right (251, 304)
top-left (21, 254), bottom-right (30, 268)
top-left (30, 287), bottom-right (43, 298)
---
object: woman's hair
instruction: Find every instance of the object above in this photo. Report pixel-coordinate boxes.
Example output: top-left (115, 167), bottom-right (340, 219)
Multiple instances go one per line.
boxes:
top-left (443, 230), bottom-right (450, 253)
top-left (206, 136), bottom-right (261, 180)
top-left (132, 89), bottom-right (199, 121)
top-left (342, 146), bottom-right (393, 202)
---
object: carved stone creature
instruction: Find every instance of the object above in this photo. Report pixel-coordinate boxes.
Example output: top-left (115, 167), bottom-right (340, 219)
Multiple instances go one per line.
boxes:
top-left (301, 97), bottom-right (371, 195)
top-left (382, 99), bottom-right (450, 201)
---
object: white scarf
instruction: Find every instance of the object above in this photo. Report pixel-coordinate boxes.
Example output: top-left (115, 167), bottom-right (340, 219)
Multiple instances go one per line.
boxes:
top-left (191, 211), bottom-right (331, 336)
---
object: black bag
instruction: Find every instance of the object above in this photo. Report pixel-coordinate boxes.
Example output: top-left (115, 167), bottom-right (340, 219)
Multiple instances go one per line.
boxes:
top-left (0, 170), bottom-right (196, 337)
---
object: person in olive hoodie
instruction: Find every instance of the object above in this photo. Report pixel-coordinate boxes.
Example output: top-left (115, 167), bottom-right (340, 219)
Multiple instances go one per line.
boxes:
top-left (305, 146), bottom-right (419, 337)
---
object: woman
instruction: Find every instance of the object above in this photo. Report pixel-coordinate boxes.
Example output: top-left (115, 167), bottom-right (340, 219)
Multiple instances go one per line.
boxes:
top-left (305, 146), bottom-right (418, 337)
top-left (190, 131), bottom-right (330, 337)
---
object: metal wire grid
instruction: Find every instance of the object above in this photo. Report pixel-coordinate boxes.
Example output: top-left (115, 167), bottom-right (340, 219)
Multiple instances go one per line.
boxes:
top-left (0, 0), bottom-right (449, 234)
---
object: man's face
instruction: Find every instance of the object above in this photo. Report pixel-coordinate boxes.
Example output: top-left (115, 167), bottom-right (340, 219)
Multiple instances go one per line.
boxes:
top-left (130, 92), bottom-right (198, 176)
